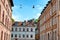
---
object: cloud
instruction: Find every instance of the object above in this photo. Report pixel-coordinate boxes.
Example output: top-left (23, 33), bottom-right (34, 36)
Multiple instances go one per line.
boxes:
top-left (35, 13), bottom-right (41, 19)
top-left (12, 15), bottom-right (21, 21)
top-left (36, 5), bottom-right (44, 10)
top-left (12, 5), bottom-right (24, 21)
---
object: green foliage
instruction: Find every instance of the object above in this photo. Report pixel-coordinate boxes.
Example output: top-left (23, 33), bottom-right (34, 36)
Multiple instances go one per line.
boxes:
top-left (11, 18), bottom-right (15, 23)
top-left (34, 19), bottom-right (38, 23)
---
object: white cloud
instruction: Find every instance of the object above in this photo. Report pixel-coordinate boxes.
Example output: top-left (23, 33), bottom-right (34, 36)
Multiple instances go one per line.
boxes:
top-left (12, 14), bottom-right (23, 21)
top-left (36, 5), bottom-right (44, 10)
top-left (12, 5), bottom-right (24, 21)
top-left (35, 13), bottom-right (41, 19)
top-left (12, 5), bottom-right (20, 9)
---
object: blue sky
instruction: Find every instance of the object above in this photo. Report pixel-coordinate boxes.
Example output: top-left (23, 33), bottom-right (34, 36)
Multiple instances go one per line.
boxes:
top-left (12, 0), bottom-right (50, 21)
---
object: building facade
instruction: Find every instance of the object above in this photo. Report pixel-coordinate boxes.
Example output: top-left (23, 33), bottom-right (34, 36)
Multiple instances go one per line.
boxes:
top-left (0, 0), bottom-right (13, 40)
top-left (38, 0), bottom-right (60, 40)
top-left (11, 21), bottom-right (36, 40)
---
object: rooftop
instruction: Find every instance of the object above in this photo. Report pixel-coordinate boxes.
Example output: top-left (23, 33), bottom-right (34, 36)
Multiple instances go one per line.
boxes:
top-left (12, 19), bottom-right (37, 27)
top-left (41, 0), bottom-right (51, 14)
top-left (10, 0), bottom-right (14, 6)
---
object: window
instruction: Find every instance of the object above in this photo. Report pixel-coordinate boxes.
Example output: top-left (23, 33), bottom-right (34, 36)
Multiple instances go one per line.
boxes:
top-left (48, 33), bottom-right (49, 40)
top-left (4, 33), bottom-right (6, 40)
top-left (0, 5), bottom-right (1, 12)
top-left (1, 31), bottom-right (3, 40)
top-left (50, 19), bottom-right (52, 27)
top-left (2, 11), bottom-right (4, 23)
top-left (12, 28), bottom-right (13, 31)
top-left (27, 28), bottom-right (29, 31)
top-left (11, 34), bottom-right (13, 37)
top-left (19, 28), bottom-right (21, 31)
top-left (23, 28), bottom-right (25, 31)
top-left (0, 5), bottom-right (1, 19)
top-left (15, 34), bottom-right (17, 37)
top-left (7, 9), bottom-right (9, 15)
top-left (30, 35), bottom-right (33, 38)
top-left (5, 15), bottom-right (7, 26)
top-left (6, 4), bottom-right (8, 11)
top-left (55, 31), bottom-right (56, 40)
top-left (50, 9), bottom-right (52, 16)
top-left (15, 28), bottom-right (17, 31)
top-left (23, 34), bottom-right (25, 38)
top-left (19, 34), bottom-right (21, 38)
top-left (31, 28), bottom-right (33, 32)
top-left (44, 16), bottom-right (45, 22)
top-left (26, 35), bottom-right (29, 38)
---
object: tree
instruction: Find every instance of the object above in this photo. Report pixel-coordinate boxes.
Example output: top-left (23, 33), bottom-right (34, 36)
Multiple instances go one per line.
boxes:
top-left (11, 18), bottom-right (15, 24)
top-left (34, 19), bottom-right (38, 24)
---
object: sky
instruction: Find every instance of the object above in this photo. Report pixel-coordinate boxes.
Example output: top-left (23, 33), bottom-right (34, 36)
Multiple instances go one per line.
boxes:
top-left (12, 0), bottom-right (50, 21)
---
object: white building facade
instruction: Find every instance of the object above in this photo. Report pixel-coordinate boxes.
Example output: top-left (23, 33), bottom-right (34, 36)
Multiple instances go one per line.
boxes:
top-left (11, 25), bottom-right (36, 40)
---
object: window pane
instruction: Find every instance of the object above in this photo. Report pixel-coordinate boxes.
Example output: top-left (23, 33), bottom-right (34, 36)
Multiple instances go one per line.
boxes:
top-left (27, 28), bottom-right (29, 31)
top-left (15, 28), bottom-right (17, 31)
top-left (2, 11), bottom-right (4, 23)
top-left (19, 34), bottom-right (21, 38)
top-left (15, 34), bottom-right (17, 37)
top-left (12, 28), bottom-right (13, 31)
top-left (1, 31), bottom-right (3, 40)
top-left (11, 34), bottom-right (13, 37)
top-left (23, 28), bottom-right (25, 31)
top-left (48, 33), bottom-right (49, 40)
top-left (31, 35), bottom-right (33, 38)
top-left (26, 35), bottom-right (29, 38)
top-left (19, 28), bottom-right (21, 31)
top-left (31, 28), bottom-right (33, 32)
top-left (23, 34), bottom-right (25, 38)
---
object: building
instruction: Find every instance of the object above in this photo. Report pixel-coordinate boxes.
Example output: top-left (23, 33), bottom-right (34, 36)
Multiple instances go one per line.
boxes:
top-left (38, 0), bottom-right (60, 40)
top-left (33, 19), bottom-right (40, 40)
top-left (0, 0), bottom-right (13, 40)
top-left (11, 20), bottom-right (36, 40)
top-left (35, 27), bottom-right (39, 40)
